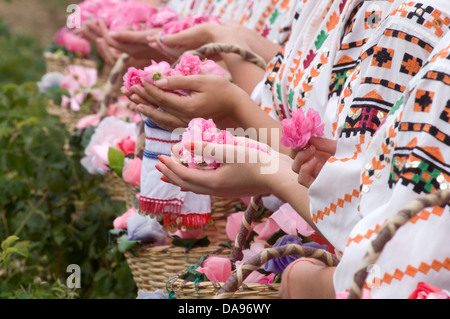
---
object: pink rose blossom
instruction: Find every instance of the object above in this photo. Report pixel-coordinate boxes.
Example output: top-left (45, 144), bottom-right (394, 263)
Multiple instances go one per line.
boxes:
top-left (169, 228), bottom-right (203, 239)
top-left (54, 27), bottom-right (91, 56)
top-left (178, 118), bottom-right (228, 170)
top-left (113, 207), bottom-right (137, 230)
top-left (117, 135), bottom-right (137, 157)
top-left (161, 15), bottom-right (221, 36)
top-left (151, 5), bottom-right (179, 27)
top-left (280, 108), bottom-right (325, 149)
top-left (81, 117), bottom-right (138, 175)
top-left (122, 157), bottom-right (142, 187)
top-left (104, 1), bottom-right (158, 31)
top-left (257, 273), bottom-right (275, 284)
top-left (142, 61), bottom-right (172, 84)
top-left (59, 65), bottom-right (98, 111)
top-left (174, 53), bottom-right (203, 76)
top-left (196, 256), bottom-right (231, 282)
top-left (123, 67), bottom-right (145, 92)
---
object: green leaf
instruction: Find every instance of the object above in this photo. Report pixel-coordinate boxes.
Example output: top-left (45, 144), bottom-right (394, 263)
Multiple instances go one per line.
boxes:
top-left (1, 235), bottom-right (19, 251)
top-left (109, 229), bottom-right (126, 237)
top-left (108, 147), bottom-right (125, 177)
top-left (14, 241), bottom-right (29, 258)
top-left (117, 235), bottom-right (140, 253)
top-left (171, 236), bottom-right (210, 251)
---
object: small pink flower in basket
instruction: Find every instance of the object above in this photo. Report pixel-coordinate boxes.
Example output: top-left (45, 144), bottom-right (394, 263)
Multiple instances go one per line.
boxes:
top-left (113, 207), bottom-right (137, 230)
top-left (122, 157), bottom-right (142, 187)
top-left (280, 108), bottom-right (325, 149)
top-left (117, 135), bottom-right (137, 157)
top-left (54, 27), bottom-right (91, 56)
top-left (196, 256), bottom-right (232, 282)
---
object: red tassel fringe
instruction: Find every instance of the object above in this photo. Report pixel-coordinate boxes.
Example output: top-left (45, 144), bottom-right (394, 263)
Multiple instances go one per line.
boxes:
top-left (138, 195), bottom-right (212, 230)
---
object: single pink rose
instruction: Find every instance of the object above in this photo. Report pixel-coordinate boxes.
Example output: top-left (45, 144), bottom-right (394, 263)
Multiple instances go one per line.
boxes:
top-left (117, 135), bottom-right (137, 157)
top-left (113, 207), bottom-right (137, 229)
top-left (196, 256), bottom-right (231, 282)
top-left (89, 143), bottom-right (111, 173)
top-left (169, 228), bottom-right (203, 239)
top-left (122, 157), bottom-right (142, 187)
top-left (280, 108), bottom-right (325, 149)
top-left (213, 130), bottom-right (235, 145)
top-left (123, 67), bottom-right (145, 92)
top-left (178, 118), bottom-right (237, 170)
top-left (64, 32), bottom-right (91, 56)
top-left (174, 53), bottom-right (203, 76)
top-left (81, 117), bottom-right (138, 175)
top-left (76, 113), bottom-right (101, 130)
top-left (151, 5), bottom-right (178, 27)
top-left (60, 65), bottom-right (98, 94)
top-left (54, 27), bottom-right (91, 56)
top-left (258, 273), bottom-right (275, 284)
top-left (142, 61), bottom-right (172, 84)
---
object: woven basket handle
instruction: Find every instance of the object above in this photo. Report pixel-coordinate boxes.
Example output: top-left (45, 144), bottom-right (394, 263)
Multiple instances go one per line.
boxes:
top-left (215, 243), bottom-right (339, 299)
top-left (348, 189), bottom-right (450, 299)
top-left (175, 42), bottom-right (267, 71)
top-left (98, 52), bottom-right (131, 117)
top-left (229, 195), bottom-right (263, 268)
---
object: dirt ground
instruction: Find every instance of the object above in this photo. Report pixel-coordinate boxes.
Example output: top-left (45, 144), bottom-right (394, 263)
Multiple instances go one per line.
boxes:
top-left (0, 0), bottom-right (77, 46)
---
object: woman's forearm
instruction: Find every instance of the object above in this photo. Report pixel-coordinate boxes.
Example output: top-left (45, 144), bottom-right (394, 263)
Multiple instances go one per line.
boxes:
top-left (229, 91), bottom-right (290, 154)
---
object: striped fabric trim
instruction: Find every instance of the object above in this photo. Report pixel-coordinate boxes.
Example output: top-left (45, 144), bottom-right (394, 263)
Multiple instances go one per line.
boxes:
top-left (143, 150), bottom-right (171, 160)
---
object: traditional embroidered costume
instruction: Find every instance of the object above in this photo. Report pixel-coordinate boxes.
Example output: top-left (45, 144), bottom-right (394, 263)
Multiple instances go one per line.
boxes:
top-left (334, 32), bottom-right (450, 298)
top-left (308, 0), bottom-right (450, 256)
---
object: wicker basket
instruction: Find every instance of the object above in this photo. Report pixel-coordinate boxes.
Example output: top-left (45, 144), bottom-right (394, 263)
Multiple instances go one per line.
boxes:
top-left (211, 190), bottom-right (450, 299)
top-left (46, 100), bottom-right (87, 134)
top-left (103, 171), bottom-right (138, 208)
top-left (44, 51), bottom-right (97, 74)
top-left (125, 244), bottom-right (230, 292)
top-left (202, 196), bottom-right (244, 246)
top-left (44, 51), bottom-right (112, 87)
top-left (167, 244), bottom-right (338, 299)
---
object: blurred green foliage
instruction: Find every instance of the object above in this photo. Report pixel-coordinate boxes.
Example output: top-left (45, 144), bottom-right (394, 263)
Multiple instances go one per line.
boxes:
top-left (0, 21), bottom-right (137, 299)
top-left (0, 20), bottom-right (46, 85)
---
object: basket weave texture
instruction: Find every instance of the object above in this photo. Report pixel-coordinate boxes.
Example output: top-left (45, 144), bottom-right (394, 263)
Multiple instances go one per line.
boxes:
top-left (125, 245), bottom-right (230, 292)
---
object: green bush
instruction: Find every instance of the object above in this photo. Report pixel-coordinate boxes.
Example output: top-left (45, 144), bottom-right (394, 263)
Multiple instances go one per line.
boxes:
top-left (0, 81), bottom-right (137, 299)
top-left (0, 20), bottom-right (46, 85)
